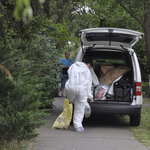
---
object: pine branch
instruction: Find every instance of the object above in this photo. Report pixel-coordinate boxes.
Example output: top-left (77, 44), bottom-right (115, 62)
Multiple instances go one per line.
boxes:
top-left (0, 65), bottom-right (12, 78)
top-left (116, 0), bottom-right (145, 29)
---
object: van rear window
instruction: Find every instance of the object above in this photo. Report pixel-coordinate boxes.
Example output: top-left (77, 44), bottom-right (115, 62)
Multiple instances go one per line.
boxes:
top-left (95, 59), bottom-right (125, 65)
top-left (86, 33), bottom-right (136, 43)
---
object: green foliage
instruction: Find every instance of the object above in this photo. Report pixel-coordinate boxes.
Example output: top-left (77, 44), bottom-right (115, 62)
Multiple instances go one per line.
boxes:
top-left (14, 0), bottom-right (45, 22)
top-left (1, 0), bottom-right (150, 146)
top-left (0, 78), bottom-right (43, 140)
top-left (24, 37), bottom-right (60, 107)
top-left (142, 82), bottom-right (149, 94)
top-left (0, 0), bottom-right (68, 146)
top-left (134, 38), bottom-right (149, 81)
top-left (0, 36), bottom-right (60, 145)
top-left (0, 74), bottom-right (47, 145)
top-left (46, 19), bottom-right (71, 49)
top-left (71, 0), bottom-right (148, 81)
top-left (0, 0), bottom-right (61, 144)
top-left (48, 0), bottom-right (83, 51)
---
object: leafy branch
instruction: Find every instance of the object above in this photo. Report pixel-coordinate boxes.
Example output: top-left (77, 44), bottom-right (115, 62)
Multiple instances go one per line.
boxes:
top-left (116, 0), bottom-right (145, 29)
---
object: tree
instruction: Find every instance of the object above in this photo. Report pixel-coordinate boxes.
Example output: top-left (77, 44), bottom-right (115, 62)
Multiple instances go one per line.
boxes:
top-left (116, 0), bottom-right (150, 96)
top-left (0, 0), bottom-right (61, 145)
top-left (74, 0), bottom-right (149, 95)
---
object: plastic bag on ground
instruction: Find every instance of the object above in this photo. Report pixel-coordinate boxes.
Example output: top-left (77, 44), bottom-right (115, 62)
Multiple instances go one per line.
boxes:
top-left (52, 99), bottom-right (73, 129)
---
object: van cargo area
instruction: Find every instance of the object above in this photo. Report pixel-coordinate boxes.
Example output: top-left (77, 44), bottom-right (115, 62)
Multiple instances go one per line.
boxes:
top-left (83, 49), bottom-right (133, 104)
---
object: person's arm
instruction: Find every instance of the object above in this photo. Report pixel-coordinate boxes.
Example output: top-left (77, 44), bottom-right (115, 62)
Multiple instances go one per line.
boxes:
top-left (60, 65), bottom-right (68, 68)
top-left (60, 58), bottom-right (68, 68)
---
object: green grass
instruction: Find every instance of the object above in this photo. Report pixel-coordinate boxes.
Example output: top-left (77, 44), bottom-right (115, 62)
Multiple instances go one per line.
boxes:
top-left (143, 97), bottom-right (150, 104)
top-left (0, 135), bottom-right (37, 150)
top-left (0, 129), bottom-right (38, 150)
top-left (124, 97), bottom-right (150, 149)
top-left (129, 106), bottom-right (150, 149)
top-left (0, 140), bottom-right (33, 150)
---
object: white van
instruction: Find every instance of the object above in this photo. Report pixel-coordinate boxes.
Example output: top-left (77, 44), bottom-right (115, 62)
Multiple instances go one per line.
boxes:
top-left (73, 28), bottom-right (144, 126)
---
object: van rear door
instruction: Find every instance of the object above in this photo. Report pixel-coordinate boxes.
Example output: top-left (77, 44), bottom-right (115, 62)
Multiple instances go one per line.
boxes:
top-left (80, 28), bottom-right (144, 48)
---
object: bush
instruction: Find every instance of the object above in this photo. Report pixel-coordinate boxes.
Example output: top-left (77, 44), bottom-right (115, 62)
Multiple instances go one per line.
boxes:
top-left (0, 77), bottom-right (48, 145)
top-left (0, 36), bottom-right (60, 146)
top-left (21, 37), bottom-right (61, 108)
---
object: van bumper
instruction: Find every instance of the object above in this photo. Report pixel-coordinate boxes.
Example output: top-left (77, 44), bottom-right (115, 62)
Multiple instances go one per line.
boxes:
top-left (90, 103), bottom-right (142, 115)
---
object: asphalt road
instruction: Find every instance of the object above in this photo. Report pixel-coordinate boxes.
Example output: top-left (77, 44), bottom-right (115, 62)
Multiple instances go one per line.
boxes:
top-left (34, 97), bottom-right (148, 150)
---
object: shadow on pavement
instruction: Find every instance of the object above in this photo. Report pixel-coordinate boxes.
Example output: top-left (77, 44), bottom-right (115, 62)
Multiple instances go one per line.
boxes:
top-left (82, 114), bottom-right (130, 128)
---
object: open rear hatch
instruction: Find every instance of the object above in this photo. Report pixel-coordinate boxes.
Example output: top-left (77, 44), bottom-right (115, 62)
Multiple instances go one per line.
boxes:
top-left (80, 28), bottom-right (144, 48)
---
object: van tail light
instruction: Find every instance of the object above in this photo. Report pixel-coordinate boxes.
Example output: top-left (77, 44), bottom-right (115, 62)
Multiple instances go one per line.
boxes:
top-left (136, 82), bottom-right (142, 96)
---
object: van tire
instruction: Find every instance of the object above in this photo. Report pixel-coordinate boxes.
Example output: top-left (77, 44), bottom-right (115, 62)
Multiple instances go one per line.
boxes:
top-left (130, 113), bottom-right (141, 126)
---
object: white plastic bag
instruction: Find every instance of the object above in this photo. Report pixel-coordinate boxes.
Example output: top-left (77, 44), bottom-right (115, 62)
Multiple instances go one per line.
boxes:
top-left (90, 67), bottom-right (99, 86)
top-left (95, 84), bottom-right (108, 100)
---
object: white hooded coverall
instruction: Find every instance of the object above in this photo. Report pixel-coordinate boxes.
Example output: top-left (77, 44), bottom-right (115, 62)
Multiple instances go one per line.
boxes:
top-left (65, 62), bottom-right (93, 128)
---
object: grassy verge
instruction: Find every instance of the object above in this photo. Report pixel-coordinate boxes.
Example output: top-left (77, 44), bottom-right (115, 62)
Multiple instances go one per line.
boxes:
top-left (0, 128), bottom-right (38, 150)
top-left (0, 140), bottom-right (35, 150)
top-left (0, 129), bottom-right (38, 150)
top-left (143, 97), bottom-right (150, 104)
top-left (125, 97), bottom-right (150, 149)
top-left (130, 106), bottom-right (150, 149)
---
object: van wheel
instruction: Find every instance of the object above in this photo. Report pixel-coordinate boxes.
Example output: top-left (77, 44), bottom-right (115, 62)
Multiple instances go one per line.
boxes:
top-left (130, 113), bottom-right (141, 126)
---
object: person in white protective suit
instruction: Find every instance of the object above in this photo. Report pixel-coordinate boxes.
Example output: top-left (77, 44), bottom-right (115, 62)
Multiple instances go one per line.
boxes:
top-left (65, 59), bottom-right (94, 132)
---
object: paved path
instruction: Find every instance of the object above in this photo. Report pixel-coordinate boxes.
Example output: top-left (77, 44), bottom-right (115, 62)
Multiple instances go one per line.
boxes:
top-left (34, 97), bottom-right (148, 150)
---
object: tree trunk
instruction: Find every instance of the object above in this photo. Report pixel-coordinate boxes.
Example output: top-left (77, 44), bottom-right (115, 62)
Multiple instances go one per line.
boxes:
top-left (144, 11), bottom-right (150, 97)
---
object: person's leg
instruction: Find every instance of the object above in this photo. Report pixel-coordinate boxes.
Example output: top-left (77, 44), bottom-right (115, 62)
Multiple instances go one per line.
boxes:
top-left (62, 89), bottom-right (65, 97)
top-left (73, 95), bottom-right (88, 131)
top-left (61, 78), bottom-right (65, 97)
top-left (63, 77), bottom-right (68, 97)
top-left (73, 101), bottom-right (85, 128)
